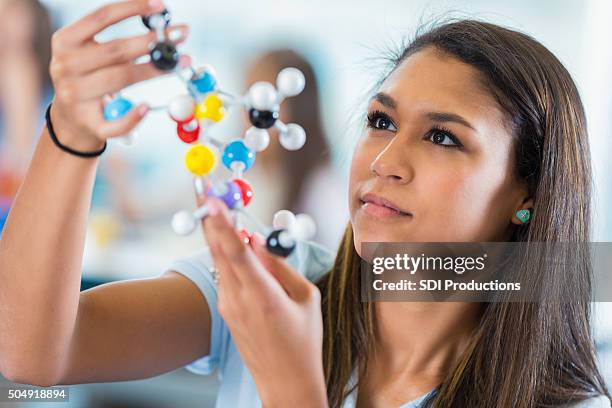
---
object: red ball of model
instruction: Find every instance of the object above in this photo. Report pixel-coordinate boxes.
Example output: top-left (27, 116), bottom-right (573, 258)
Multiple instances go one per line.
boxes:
top-left (177, 120), bottom-right (200, 144)
top-left (231, 179), bottom-right (254, 207)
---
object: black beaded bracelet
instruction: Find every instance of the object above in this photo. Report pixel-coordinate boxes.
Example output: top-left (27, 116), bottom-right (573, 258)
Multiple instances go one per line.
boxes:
top-left (45, 104), bottom-right (107, 158)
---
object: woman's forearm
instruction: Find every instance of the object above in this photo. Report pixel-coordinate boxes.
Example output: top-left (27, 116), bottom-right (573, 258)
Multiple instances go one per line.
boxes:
top-left (261, 379), bottom-right (329, 408)
top-left (0, 128), bottom-right (99, 384)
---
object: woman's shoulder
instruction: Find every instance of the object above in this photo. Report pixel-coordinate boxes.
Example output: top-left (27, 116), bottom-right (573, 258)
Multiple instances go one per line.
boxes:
top-left (567, 395), bottom-right (611, 408)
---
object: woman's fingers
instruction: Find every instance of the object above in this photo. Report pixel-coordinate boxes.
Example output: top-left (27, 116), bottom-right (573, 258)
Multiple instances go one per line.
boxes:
top-left (206, 200), bottom-right (279, 294)
top-left (60, 25), bottom-right (189, 76)
top-left (55, 0), bottom-right (165, 49)
top-left (209, 236), bottom-right (242, 292)
top-left (63, 62), bottom-right (162, 102)
top-left (95, 103), bottom-right (150, 139)
top-left (193, 174), bottom-right (210, 208)
top-left (250, 234), bottom-right (315, 302)
top-left (203, 200), bottom-right (242, 290)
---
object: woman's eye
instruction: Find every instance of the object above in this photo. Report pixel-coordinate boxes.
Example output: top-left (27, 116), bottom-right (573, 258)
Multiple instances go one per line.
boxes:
top-left (428, 128), bottom-right (462, 148)
top-left (367, 111), bottom-right (397, 132)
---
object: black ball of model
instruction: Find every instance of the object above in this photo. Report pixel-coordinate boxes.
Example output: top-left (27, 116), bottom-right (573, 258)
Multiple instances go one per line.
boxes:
top-left (266, 229), bottom-right (296, 258)
top-left (150, 42), bottom-right (179, 71)
top-left (141, 9), bottom-right (171, 30)
top-left (249, 108), bottom-right (279, 129)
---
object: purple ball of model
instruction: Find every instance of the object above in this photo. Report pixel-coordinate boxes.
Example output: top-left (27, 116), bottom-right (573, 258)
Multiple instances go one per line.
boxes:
top-left (207, 181), bottom-right (243, 209)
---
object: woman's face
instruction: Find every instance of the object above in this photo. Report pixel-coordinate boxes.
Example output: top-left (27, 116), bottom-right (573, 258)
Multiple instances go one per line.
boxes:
top-left (350, 47), bottom-right (529, 254)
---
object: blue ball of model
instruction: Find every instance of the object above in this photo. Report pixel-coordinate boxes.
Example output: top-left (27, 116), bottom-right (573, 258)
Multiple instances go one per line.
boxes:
top-left (103, 97), bottom-right (133, 121)
top-left (190, 71), bottom-right (217, 94)
top-left (222, 140), bottom-right (256, 172)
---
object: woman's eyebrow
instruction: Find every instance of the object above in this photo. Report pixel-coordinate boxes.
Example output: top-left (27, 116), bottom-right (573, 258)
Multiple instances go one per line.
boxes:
top-left (426, 112), bottom-right (476, 131)
top-left (373, 92), bottom-right (397, 110)
top-left (373, 92), bottom-right (476, 131)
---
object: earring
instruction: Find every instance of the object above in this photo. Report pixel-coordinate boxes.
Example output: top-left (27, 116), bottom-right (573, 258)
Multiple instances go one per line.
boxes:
top-left (516, 209), bottom-right (531, 224)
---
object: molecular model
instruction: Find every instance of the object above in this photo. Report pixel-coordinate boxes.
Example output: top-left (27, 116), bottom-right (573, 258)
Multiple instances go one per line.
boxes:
top-left (102, 7), bottom-right (316, 258)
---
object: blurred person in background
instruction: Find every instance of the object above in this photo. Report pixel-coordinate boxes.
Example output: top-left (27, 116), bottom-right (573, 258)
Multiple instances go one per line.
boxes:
top-left (244, 49), bottom-right (348, 249)
top-left (0, 0), bottom-right (52, 231)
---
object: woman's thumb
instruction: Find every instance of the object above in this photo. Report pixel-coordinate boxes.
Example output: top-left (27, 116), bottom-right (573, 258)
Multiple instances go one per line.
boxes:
top-left (194, 177), bottom-right (208, 206)
top-left (251, 233), bottom-right (311, 301)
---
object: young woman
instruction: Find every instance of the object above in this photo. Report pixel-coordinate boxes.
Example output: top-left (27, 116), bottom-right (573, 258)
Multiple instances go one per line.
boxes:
top-left (0, 1), bottom-right (609, 407)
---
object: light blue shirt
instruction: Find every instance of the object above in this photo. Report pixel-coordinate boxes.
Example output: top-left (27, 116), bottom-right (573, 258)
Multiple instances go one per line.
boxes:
top-left (341, 369), bottom-right (434, 408)
top-left (165, 240), bottom-right (611, 408)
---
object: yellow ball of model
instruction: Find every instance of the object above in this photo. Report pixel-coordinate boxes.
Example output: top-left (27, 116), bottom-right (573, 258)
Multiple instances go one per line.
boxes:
top-left (195, 94), bottom-right (225, 122)
top-left (185, 144), bottom-right (217, 176)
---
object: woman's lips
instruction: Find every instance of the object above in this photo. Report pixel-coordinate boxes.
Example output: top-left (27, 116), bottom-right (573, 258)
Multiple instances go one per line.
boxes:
top-left (359, 193), bottom-right (412, 218)
top-left (361, 201), bottom-right (404, 217)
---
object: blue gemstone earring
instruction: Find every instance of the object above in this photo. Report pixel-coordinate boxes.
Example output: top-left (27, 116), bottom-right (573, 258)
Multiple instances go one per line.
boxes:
top-left (516, 209), bottom-right (531, 224)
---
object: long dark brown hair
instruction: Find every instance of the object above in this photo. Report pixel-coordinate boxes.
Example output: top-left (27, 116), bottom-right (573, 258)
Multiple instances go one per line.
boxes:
top-left (317, 19), bottom-right (608, 408)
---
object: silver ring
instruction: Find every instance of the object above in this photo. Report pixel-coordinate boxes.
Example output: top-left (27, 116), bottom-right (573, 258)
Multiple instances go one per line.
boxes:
top-left (210, 267), bottom-right (219, 285)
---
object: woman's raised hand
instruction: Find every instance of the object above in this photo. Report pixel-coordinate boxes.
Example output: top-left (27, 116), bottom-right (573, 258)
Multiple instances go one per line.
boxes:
top-left (201, 198), bottom-right (329, 408)
top-left (48, 0), bottom-right (188, 152)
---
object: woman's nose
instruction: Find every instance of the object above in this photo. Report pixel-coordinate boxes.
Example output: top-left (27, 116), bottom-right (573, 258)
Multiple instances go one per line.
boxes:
top-left (369, 137), bottom-right (414, 183)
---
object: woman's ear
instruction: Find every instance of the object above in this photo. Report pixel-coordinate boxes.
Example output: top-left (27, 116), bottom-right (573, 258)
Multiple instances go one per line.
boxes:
top-left (511, 197), bottom-right (534, 225)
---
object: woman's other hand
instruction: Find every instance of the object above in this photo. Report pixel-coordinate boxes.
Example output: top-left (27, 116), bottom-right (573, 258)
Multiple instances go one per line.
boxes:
top-left (48, 0), bottom-right (189, 152)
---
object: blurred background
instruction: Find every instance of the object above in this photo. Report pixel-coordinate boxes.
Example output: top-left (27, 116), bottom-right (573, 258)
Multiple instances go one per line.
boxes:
top-left (0, 0), bottom-right (610, 407)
